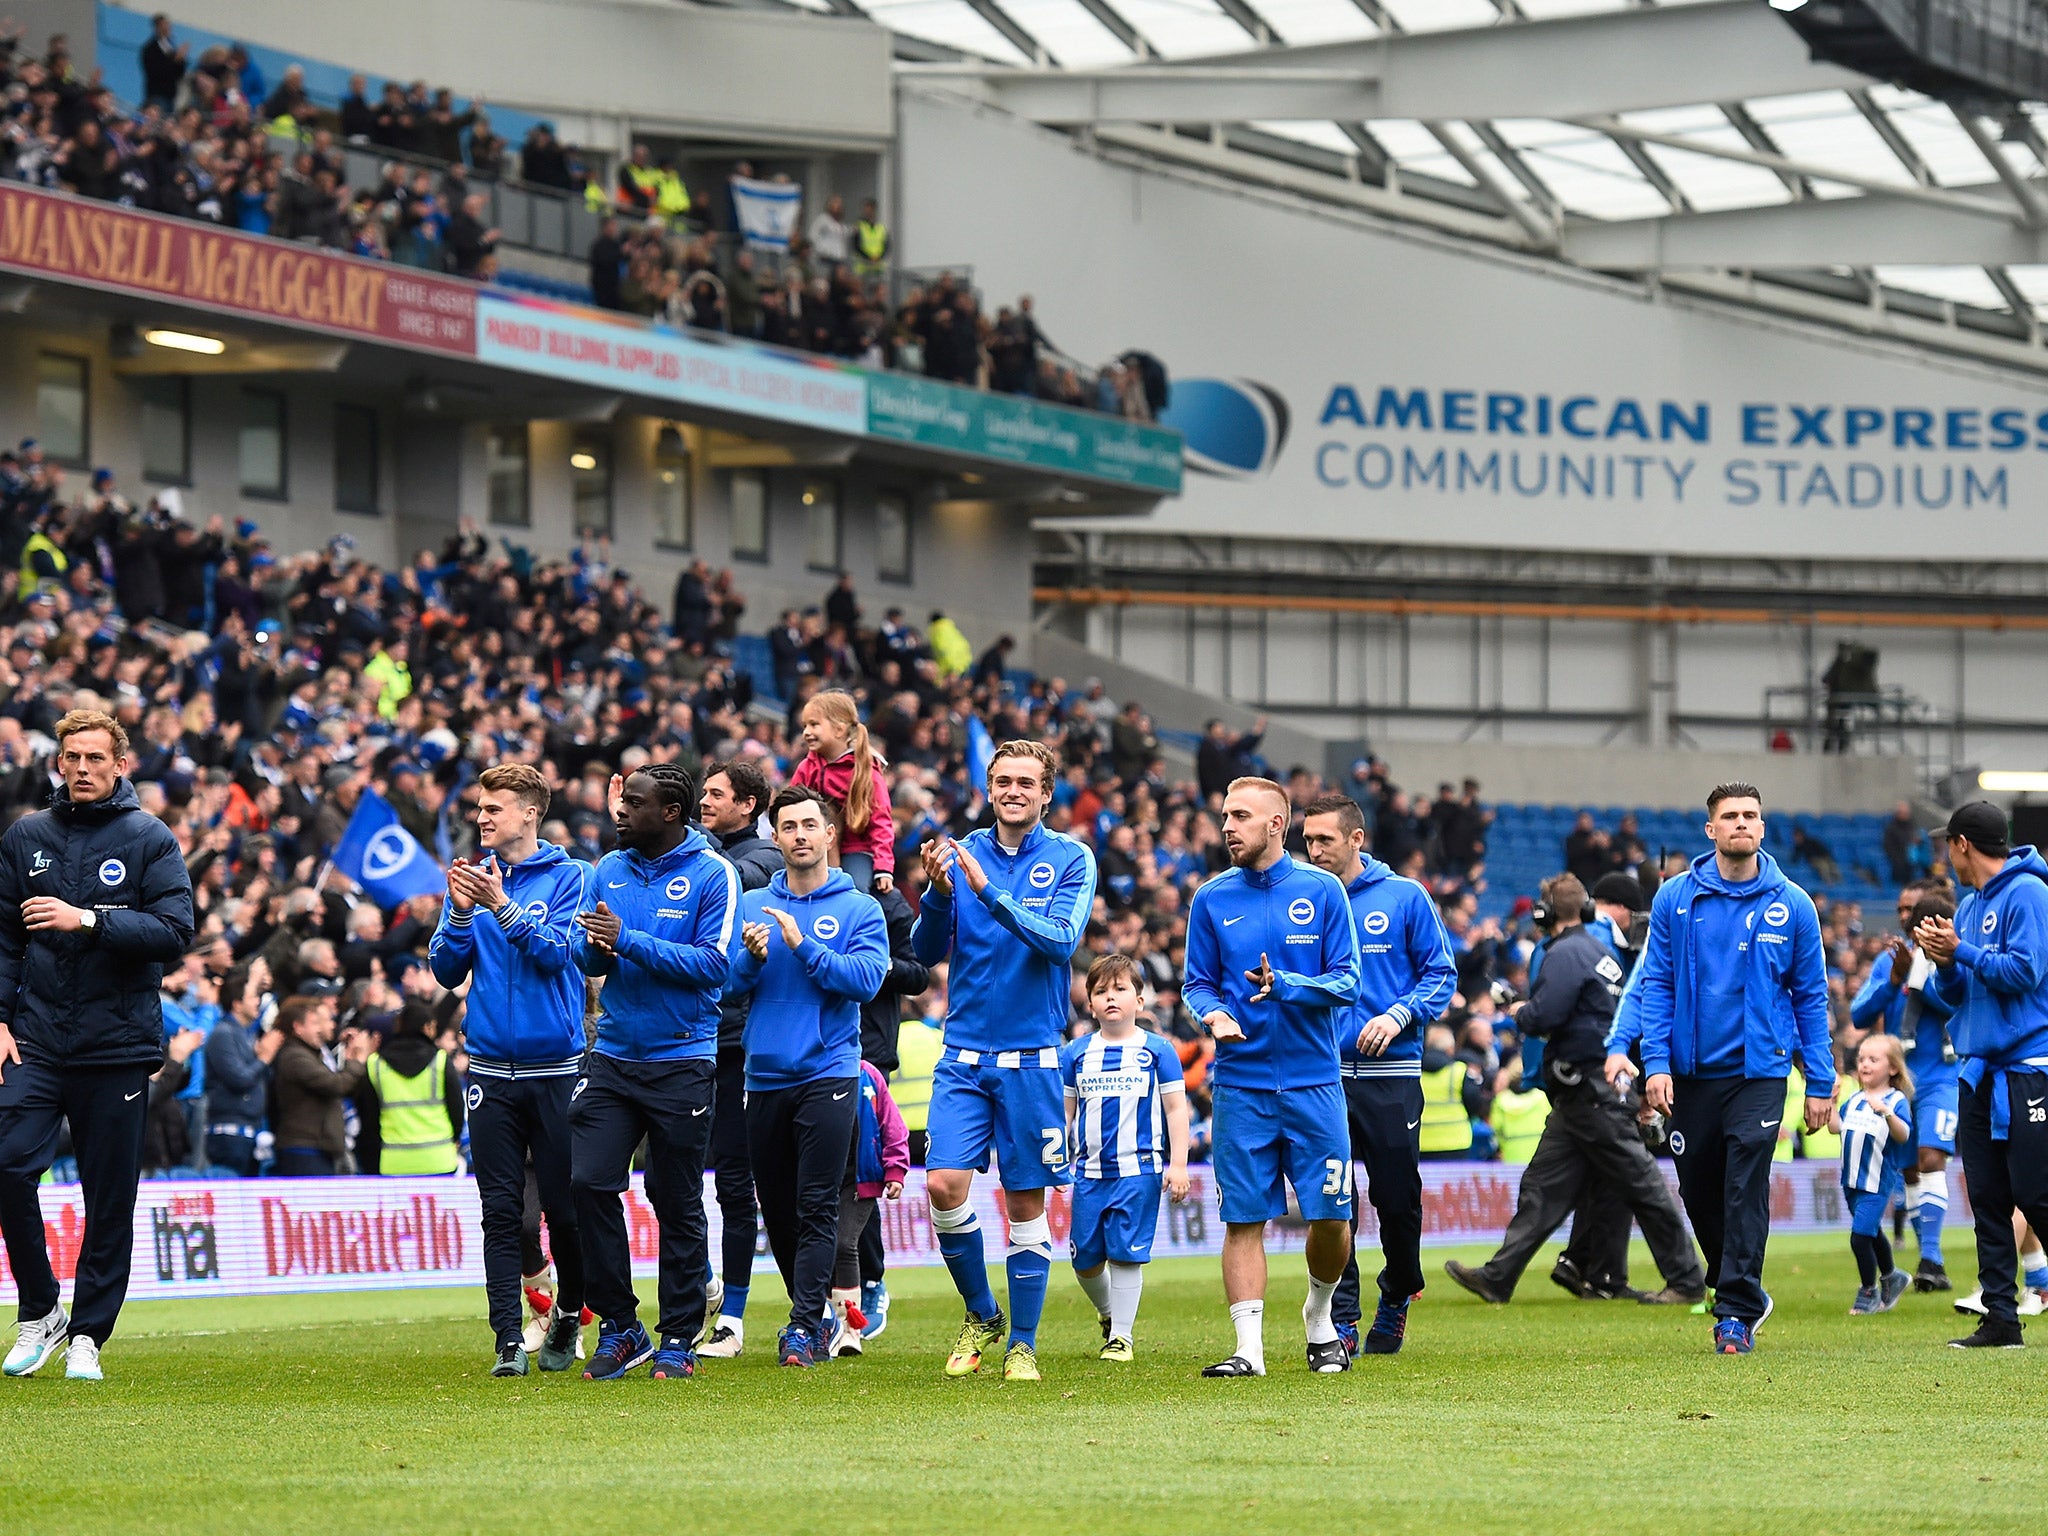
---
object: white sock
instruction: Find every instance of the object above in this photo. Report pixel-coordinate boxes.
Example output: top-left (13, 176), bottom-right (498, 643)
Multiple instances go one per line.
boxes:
top-left (1904, 1183), bottom-right (1923, 1218)
top-left (1075, 1266), bottom-right (1112, 1319)
top-left (1229, 1299), bottom-right (1265, 1372)
top-left (1303, 1273), bottom-right (1339, 1344)
top-left (1108, 1262), bottom-right (1144, 1341)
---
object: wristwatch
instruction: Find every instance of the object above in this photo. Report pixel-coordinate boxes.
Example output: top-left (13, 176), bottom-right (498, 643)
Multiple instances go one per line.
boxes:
top-left (79, 909), bottom-right (97, 932)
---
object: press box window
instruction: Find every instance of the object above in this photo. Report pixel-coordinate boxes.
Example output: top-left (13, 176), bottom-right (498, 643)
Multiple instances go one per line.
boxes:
top-left (654, 426), bottom-right (693, 549)
top-left (136, 375), bottom-right (190, 485)
top-left (876, 490), bottom-right (912, 584)
top-left (803, 480), bottom-right (840, 572)
top-left (334, 404), bottom-right (379, 515)
top-left (487, 424), bottom-right (530, 527)
top-left (238, 389), bottom-right (286, 500)
top-left (36, 353), bottom-right (87, 466)
top-left (730, 470), bottom-right (767, 562)
top-left (570, 431), bottom-right (612, 537)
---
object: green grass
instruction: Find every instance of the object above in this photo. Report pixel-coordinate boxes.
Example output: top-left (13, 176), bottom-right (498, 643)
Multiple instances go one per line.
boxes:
top-left (0, 1233), bottom-right (2035, 1536)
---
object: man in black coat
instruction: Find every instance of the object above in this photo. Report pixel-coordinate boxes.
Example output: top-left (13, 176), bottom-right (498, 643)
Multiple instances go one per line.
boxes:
top-left (0, 710), bottom-right (195, 1381)
top-left (695, 759), bottom-right (782, 1357)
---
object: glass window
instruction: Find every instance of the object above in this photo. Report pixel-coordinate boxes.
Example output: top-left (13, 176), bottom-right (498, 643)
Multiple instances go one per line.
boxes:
top-left (487, 424), bottom-right (530, 527)
top-left (238, 389), bottom-right (286, 499)
top-left (875, 490), bottom-right (912, 584)
top-left (334, 404), bottom-right (379, 515)
top-left (36, 354), bottom-right (87, 466)
top-left (730, 470), bottom-right (768, 562)
top-left (654, 434), bottom-right (693, 549)
top-left (570, 430), bottom-right (612, 537)
top-left (136, 375), bottom-right (189, 485)
top-left (803, 479), bottom-right (840, 572)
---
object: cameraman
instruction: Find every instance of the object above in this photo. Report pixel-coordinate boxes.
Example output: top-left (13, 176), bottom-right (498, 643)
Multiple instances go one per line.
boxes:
top-left (1445, 875), bottom-right (1705, 1305)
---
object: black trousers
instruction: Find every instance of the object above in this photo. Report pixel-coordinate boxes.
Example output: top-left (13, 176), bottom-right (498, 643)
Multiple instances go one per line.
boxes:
top-left (1559, 1178), bottom-right (1636, 1292)
top-left (471, 1072), bottom-right (584, 1348)
top-left (205, 1132), bottom-right (258, 1178)
top-left (0, 1062), bottom-right (150, 1345)
top-left (710, 1045), bottom-right (758, 1294)
top-left (746, 1075), bottom-right (858, 1333)
top-left (1957, 1071), bottom-right (2048, 1326)
top-left (859, 1198), bottom-right (885, 1285)
top-left (1475, 1073), bottom-right (1705, 1297)
top-left (1668, 1075), bottom-right (1781, 1324)
top-left (570, 1053), bottom-right (714, 1343)
top-left (1333, 1076), bottom-right (1424, 1327)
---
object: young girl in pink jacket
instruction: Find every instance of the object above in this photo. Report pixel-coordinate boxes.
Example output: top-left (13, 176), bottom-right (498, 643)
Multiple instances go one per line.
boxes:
top-left (790, 690), bottom-right (894, 892)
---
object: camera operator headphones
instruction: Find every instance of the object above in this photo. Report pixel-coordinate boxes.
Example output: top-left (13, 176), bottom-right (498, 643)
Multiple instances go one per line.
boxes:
top-left (1530, 884), bottom-right (1596, 930)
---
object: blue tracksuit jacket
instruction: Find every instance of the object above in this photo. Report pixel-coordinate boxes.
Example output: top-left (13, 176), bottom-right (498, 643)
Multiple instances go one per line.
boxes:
top-left (1337, 857), bottom-right (1456, 1079)
top-left (429, 841), bottom-right (592, 1074)
top-left (724, 868), bottom-right (889, 1091)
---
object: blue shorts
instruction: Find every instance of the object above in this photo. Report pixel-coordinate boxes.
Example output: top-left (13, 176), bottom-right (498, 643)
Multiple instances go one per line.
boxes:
top-left (1211, 1080), bottom-right (1352, 1225)
top-left (1914, 1080), bottom-right (1959, 1154)
top-left (1070, 1174), bottom-right (1163, 1269)
top-left (1845, 1185), bottom-right (1897, 1237)
top-left (925, 1054), bottom-right (1068, 1191)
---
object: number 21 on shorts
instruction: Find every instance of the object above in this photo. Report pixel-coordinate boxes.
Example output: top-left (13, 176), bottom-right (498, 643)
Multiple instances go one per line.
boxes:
top-left (1322, 1159), bottom-right (1354, 1197)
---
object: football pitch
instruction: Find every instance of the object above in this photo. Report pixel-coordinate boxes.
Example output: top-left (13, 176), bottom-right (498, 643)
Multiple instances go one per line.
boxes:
top-left (0, 1232), bottom-right (2035, 1536)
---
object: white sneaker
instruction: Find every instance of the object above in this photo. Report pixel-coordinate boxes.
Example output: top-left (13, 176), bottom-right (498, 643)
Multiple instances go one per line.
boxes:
top-left (2020, 1288), bottom-right (2048, 1317)
top-left (704, 1272), bottom-right (724, 1322)
top-left (698, 1319), bottom-right (744, 1358)
top-left (1955, 1288), bottom-right (1989, 1316)
top-left (3, 1307), bottom-right (69, 1377)
top-left (521, 1270), bottom-right (555, 1354)
top-left (64, 1336), bottom-right (102, 1382)
top-left (832, 1321), bottom-right (864, 1358)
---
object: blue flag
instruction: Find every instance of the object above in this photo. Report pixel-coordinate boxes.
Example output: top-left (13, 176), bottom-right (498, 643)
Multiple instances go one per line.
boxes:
top-left (966, 714), bottom-right (995, 792)
top-left (332, 789), bottom-right (445, 908)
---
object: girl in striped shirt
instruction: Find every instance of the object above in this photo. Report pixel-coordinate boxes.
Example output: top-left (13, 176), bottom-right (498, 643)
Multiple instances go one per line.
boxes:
top-left (1830, 1033), bottom-right (1915, 1315)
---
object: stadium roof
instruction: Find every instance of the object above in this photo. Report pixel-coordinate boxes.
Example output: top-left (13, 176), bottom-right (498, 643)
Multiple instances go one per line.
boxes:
top-left (769, 0), bottom-right (2048, 365)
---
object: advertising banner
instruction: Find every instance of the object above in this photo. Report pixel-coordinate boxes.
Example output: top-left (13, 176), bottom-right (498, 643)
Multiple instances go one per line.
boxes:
top-left (0, 1161), bottom-right (1967, 1307)
top-left (0, 182), bottom-right (476, 354)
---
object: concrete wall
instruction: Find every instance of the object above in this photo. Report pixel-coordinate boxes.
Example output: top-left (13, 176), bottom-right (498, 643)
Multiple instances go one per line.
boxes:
top-left (155, 0), bottom-right (894, 147)
top-left (1359, 738), bottom-right (1918, 816)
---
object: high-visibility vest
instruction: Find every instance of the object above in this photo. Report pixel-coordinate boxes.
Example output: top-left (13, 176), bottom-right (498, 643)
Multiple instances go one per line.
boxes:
top-left (367, 1051), bottom-right (460, 1175)
top-left (622, 162), bottom-right (662, 208)
top-left (1419, 1061), bottom-right (1474, 1155)
top-left (1490, 1087), bottom-right (1550, 1165)
top-left (18, 531), bottom-right (65, 590)
top-left (893, 1020), bottom-right (943, 1134)
top-left (584, 179), bottom-right (611, 213)
top-left (654, 168), bottom-right (691, 218)
top-left (854, 218), bottom-right (889, 266)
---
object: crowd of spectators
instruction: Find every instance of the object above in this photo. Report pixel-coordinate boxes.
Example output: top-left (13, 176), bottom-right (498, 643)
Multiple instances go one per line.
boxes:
top-left (4, 426), bottom-right (1923, 1178)
top-left (1, 17), bottom-right (1165, 416)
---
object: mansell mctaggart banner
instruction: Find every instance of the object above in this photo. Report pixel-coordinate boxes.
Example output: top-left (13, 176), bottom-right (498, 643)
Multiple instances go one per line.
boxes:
top-left (0, 181), bottom-right (476, 353)
top-left (0, 1163), bottom-right (1969, 1306)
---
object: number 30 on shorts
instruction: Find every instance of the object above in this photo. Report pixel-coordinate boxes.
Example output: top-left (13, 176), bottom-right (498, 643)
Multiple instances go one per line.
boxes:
top-left (1322, 1159), bottom-right (1354, 1197)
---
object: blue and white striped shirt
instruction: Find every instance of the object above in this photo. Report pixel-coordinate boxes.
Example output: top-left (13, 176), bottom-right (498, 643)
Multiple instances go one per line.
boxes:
top-left (1061, 1031), bottom-right (1185, 1180)
top-left (1839, 1086), bottom-right (1913, 1195)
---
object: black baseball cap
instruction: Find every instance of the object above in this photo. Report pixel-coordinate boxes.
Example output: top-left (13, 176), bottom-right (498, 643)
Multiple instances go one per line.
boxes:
top-left (1591, 873), bottom-right (1648, 912)
top-left (1945, 800), bottom-right (2011, 856)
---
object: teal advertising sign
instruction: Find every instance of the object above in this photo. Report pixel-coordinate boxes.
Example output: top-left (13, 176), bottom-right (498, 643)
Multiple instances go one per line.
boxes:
top-left (864, 373), bottom-right (1182, 493)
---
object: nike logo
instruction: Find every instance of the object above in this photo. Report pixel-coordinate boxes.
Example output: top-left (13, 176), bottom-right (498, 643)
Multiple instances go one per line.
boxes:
top-left (1676, 907), bottom-right (1688, 915)
top-left (832, 1090), bottom-right (851, 1101)
top-left (124, 1090), bottom-right (142, 1102)
top-left (1223, 915), bottom-right (1246, 926)
top-left (2029, 1098), bottom-right (2045, 1109)
top-left (1761, 1119), bottom-right (1780, 1129)
top-left (1406, 1118), bottom-right (1420, 1130)
top-left (608, 881), bottom-right (627, 889)
top-left (690, 1106), bottom-right (709, 1117)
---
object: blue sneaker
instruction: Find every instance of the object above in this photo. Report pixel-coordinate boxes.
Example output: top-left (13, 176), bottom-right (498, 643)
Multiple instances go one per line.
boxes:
top-left (582, 1322), bottom-right (654, 1380)
top-left (860, 1282), bottom-right (889, 1340)
top-left (778, 1325), bottom-right (821, 1368)
top-left (1363, 1298), bottom-right (1410, 1355)
top-left (1335, 1321), bottom-right (1359, 1358)
top-left (1713, 1318), bottom-right (1754, 1355)
top-left (649, 1339), bottom-right (698, 1380)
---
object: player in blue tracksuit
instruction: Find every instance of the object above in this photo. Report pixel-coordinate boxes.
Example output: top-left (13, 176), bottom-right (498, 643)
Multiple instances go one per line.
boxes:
top-left (1849, 882), bottom-right (1960, 1291)
top-left (568, 763), bottom-right (738, 1382)
top-left (429, 763), bottom-right (593, 1378)
top-left (1625, 783), bottom-right (1833, 1356)
top-left (1185, 777), bottom-right (1361, 1377)
top-left (911, 739), bottom-right (1095, 1382)
top-left (1917, 802), bottom-right (2048, 1347)
top-left (724, 786), bottom-right (889, 1369)
top-left (1301, 793), bottom-right (1454, 1357)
